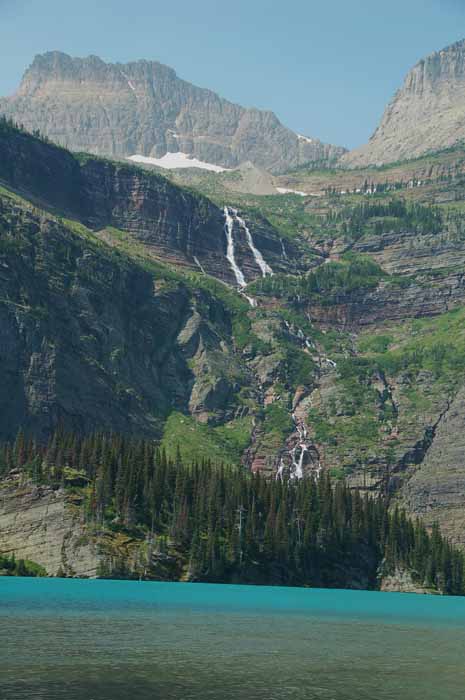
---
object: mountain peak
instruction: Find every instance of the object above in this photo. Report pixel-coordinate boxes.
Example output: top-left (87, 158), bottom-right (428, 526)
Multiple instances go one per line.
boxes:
top-left (343, 37), bottom-right (465, 167)
top-left (26, 51), bottom-right (108, 78)
top-left (1, 52), bottom-right (345, 173)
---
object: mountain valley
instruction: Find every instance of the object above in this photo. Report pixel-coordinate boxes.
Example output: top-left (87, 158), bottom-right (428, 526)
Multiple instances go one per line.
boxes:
top-left (2, 40), bottom-right (465, 589)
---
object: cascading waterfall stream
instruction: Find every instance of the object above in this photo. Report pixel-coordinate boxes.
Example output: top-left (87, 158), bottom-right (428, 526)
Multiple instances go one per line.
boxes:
top-left (243, 294), bottom-right (257, 308)
top-left (223, 206), bottom-right (246, 288)
top-left (235, 213), bottom-right (273, 277)
top-left (193, 256), bottom-right (206, 274)
top-left (289, 417), bottom-right (308, 480)
top-left (223, 206), bottom-right (273, 288)
top-left (290, 444), bottom-right (308, 481)
top-left (284, 320), bottom-right (315, 352)
top-left (277, 411), bottom-right (322, 481)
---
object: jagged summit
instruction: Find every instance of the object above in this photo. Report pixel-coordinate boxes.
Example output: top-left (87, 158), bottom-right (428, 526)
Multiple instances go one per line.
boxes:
top-left (342, 38), bottom-right (465, 167)
top-left (17, 51), bottom-right (180, 92)
top-left (0, 51), bottom-right (346, 174)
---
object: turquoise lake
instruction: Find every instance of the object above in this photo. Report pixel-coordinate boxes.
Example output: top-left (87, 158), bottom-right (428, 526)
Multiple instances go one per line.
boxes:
top-left (1, 578), bottom-right (465, 699)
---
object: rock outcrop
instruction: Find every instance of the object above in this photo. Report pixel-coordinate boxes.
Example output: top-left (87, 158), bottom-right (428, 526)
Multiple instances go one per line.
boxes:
top-left (0, 474), bottom-right (185, 579)
top-left (0, 190), bottom-right (251, 440)
top-left (0, 52), bottom-right (346, 173)
top-left (0, 476), bottom-right (99, 577)
top-left (379, 567), bottom-right (433, 594)
top-left (401, 386), bottom-right (465, 548)
top-left (343, 39), bottom-right (465, 167)
top-left (0, 200), bottom-right (183, 439)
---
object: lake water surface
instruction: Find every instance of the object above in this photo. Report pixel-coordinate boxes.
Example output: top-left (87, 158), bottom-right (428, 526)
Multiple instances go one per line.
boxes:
top-left (1, 578), bottom-right (465, 699)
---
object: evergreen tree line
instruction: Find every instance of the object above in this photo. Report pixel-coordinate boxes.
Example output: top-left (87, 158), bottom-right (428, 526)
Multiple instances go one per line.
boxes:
top-left (321, 199), bottom-right (442, 238)
top-left (0, 114), bottom-right (49, 142)
top-left (324, 179), bottom-right (407, 196)
top-left (339, 200), bottom-right (443, 239)
top-left (250, 256), bottom-right (384, 302)
top-left (1, 430), bottom-right (464, 594)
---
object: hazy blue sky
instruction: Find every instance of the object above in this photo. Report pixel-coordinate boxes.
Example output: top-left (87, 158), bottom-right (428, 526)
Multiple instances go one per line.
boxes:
top-left (2, 0), bottom-right (465, 148)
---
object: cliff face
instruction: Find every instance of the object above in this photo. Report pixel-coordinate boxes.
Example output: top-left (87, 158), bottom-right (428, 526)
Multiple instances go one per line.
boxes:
top-left (0, 52), bottom-right (346, 173)
top-left (0, 474), bottom-right (185, 579)
top-left (401, 386), bottom-right (465, 548)
top-left (343, 39), bottom-right (465, 167)
top-left (0, 191), bottom-right (258, 441)
top-left (0, 197), bottom-right (189, 439)
top-left (0, 124), bottom-right (307, 444)
top-left (0, 475), bottom-right (99, 577)
top-left (379, 568), bottom-right (433, 594)
top-left (0, 124), bottom-right (298, 285)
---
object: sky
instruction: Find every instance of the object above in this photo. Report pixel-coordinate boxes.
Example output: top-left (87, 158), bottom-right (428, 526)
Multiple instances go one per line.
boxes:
top-left (1, 0), bottom-right (465, 149)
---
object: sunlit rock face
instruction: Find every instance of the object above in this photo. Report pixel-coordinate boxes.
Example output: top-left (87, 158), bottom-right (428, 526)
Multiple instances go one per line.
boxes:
top-left (0, 51), bottom-right (345, 174)
top-left (343, 38), bottom-right (465, 167)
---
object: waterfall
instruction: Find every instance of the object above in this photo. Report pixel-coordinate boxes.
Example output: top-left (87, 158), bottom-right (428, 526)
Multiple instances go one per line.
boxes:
top-left (284, 320), bottom-right (315, 352)
top-left (223, 207), bottom-right (246, 288)
top-left (223, 207), bottom-right (273, 285)
top-left (276, 458), bottom-right (286, 481)
top-left (242, 294), bottom-right (257, 308)
top-left (193, 256), bottom-right (206, 274)
top-left (285, 414), bottom-right (306, 481)
top-left (235, 213), bottom-right (273, 277)
top-left (276, 413), bottom-right (321, 481)
top-left (290, 443), bottom-right (308, 480)
top-left (281, 238), bottom-right (288, 260)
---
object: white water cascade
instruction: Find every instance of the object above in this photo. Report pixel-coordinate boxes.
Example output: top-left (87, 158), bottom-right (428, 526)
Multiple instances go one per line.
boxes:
top-left (290, 443), bottom-right (308, 481)
top-left (284, 320), bottom-right (315, 353)
top-left (235, 213), bottom-right (273, 277)
top-left (276, 412), bottom-right (322, 481)
top-left (223, 207), bottom-right (246, 288)
top-left (242, 294), bottom-right (257, 308)
top-left (276, 458), bottom-right (286, 481)
top-left (193, 256), bottom-right (206, 274)
top-left (289, 417), bottom-right (308, 481)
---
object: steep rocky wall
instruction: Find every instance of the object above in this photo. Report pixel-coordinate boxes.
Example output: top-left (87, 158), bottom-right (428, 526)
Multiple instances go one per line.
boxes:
top-left (343, 38), bottom-right (465, 167)
top-left (401, 386), bottom-right (465, 548)
top-left (0, 475), bottom-right (185, 579)
top-left (302, 225), bottom-right (465, 328)
top-left (379, 568), bottom-right (433, 594)
top-left (0, 126), bottom-right (293, 284)
top-left (0, 51), bottom-right (346, 173)
top-left (305, 272), bottom-right (465, 328)
top-left (0, 477), bottom-right (99, 577)
top-left (0, 196), bottom-right (246, 440)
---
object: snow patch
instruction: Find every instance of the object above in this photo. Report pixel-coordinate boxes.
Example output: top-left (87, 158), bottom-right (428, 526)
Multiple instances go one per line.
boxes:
top-left (128, 152), bottom-right (230, 173)
top-left (276, 187), bottom-right (307, 197)
top-left (120, 71), bottom-right (136, 93)
top-left (298, 134), bottom-right (314, 144)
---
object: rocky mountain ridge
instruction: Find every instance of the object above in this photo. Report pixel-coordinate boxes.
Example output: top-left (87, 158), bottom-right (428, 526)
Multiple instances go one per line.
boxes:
top-left (0, 51), bottom-right (345, 174)
top-left (343, 38), bottom-right (465, 167)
